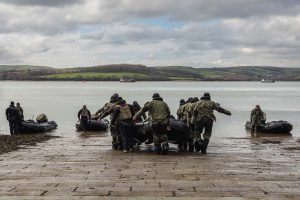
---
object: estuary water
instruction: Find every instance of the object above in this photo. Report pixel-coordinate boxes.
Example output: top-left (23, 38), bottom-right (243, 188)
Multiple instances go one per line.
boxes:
top-left (0, 81), bottom-right (299, 138)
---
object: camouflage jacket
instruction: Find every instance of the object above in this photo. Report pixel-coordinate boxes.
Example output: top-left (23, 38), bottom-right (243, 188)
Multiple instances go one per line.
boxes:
top-left (99, 102), bottom-right (118, 121)
top-left (193, 100), bottom-right (231, 121)
top-left (250, 109), bottom-right (265, 124)
top-left (176, 104), bottom-right (185, 121)
top-left (140, 97), bottom-right (170, 124)
top-left (187, 102), bottom-right (197, 125)
top-left (181, 102), bottom-right (192, 122)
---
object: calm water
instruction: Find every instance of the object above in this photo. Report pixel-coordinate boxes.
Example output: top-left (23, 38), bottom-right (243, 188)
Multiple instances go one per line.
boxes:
top-left (0, 81), bottom-right (299, 138)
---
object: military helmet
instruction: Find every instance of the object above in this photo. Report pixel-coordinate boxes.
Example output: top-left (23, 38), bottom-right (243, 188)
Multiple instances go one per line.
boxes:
top-left (119, 100), bottom-right (126, 105)
top-left (110, 93), bottom-right (119, 102)
top-left (193, 97), bottom-right (199, 102)
top-left (203, 92), bottom-right (210, 97)
top-left (202, 92), bottom-right (211, 100)
top-left (187, 97), bottom-right (193, 103)
top-left (152, 93), bottom-right (160, 98)
top-left (179, 99), bottom-right (185, 105)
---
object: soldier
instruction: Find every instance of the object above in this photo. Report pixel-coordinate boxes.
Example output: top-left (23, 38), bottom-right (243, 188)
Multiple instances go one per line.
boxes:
top-left (77, 105), bottom-right (91, 132)
top-left (98, 94), bottom-right (123, 150)
top-left (193, 93), bottom-right (231, 153)
top-left (132, 101), bottom-right (147, 122)
top-left (6, 101), bottom-right (21, 135)
top-left (186, 97), bottom-right (199, 152)
top-left (176, 99), bottom-right (186, 121)
top-left (133, 93), bottom-right (170, 155)
top-left (182, 97), bottom-right (193, 124)
top-left (112, 100), bottom-right (135, 153)
top-left (16, 102), bottom-right (24, 120)
top-left (134, 101), bottom-right (153, 145)
top-left (250, 105), bottom-right (265, 133)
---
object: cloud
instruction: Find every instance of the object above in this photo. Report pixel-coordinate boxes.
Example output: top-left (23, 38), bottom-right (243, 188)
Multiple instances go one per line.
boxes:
top-left (0, 0), bottom-right (299, 67)
top-left (0, 0), bottom-right (84, 7)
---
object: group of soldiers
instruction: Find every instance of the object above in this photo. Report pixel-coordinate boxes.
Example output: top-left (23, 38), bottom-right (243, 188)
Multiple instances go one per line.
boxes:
top-left (6, 93), bottom-right (264, 155)
top-left (5, 101), bottom-right (24, 135)
top-left (78, 92), bottom-right (233, 154)
top-left (176, 92), bottom-right (231, 153)
top-left (78, 93), bottom-right (170, 154)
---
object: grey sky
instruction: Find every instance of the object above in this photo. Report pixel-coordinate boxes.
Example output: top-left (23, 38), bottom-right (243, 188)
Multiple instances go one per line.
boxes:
top-left (0, 0), bottom-right (299, 67)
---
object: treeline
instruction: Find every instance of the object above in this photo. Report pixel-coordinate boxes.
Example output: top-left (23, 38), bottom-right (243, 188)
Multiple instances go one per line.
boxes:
top-left (0, 64), bottom-right (300, 81)
top-left (0, 69), bottom-right (58, 80)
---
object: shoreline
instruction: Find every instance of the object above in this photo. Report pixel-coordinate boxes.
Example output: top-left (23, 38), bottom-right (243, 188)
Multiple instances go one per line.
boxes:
top-left (0, 134), bottom-right (59, 155)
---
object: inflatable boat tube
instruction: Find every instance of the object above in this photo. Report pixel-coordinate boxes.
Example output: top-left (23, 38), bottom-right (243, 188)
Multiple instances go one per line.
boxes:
top-left (76, 119), bottom-right (109, 131)
top-left (245, 120), bottom-right (293, 134)
top-left (134, 118), bottom-right (190, 145)
top-left (19, 120), bottom-right (57, 133)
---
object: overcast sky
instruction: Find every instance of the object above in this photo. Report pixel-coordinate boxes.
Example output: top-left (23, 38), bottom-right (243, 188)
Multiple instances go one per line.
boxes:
top-left (0, 0), bottom-right (299, 68)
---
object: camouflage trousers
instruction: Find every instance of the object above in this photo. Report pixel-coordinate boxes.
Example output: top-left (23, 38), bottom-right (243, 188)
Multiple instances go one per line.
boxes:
top-left (110, 126), bottom-right (122, 149)
top-left (194, 117), bottom-right (213, 141)
top-left (152, 123), bottom-right (168, 147)
top-left (188, 124), bottom-right (195, 143)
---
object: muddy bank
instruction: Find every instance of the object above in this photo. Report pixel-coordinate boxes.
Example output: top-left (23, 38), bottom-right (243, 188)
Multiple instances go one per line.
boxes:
top-left (0, 134), bottom-right (59, 155)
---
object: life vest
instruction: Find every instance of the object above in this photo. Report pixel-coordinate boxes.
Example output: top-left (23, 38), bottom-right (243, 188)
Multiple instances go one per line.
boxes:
top-left (119, 105), bottom-right (132, 120)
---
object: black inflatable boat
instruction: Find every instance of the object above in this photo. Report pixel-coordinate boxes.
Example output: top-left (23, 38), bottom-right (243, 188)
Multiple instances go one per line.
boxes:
top-left (19, 120), bottom-right (58, 133)
top-left (134, 118), bottom-right (190, 147)
top-left (245, 121), bottom-right (293, 134)
top-left (76, 119), bottom-right (109, 131)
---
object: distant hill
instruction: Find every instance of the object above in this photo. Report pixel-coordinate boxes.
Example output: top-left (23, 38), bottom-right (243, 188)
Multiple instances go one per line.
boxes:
top-left (0, 64), bottom-right (299, 81)
top-left (0, 65), bottom-right (53, 72)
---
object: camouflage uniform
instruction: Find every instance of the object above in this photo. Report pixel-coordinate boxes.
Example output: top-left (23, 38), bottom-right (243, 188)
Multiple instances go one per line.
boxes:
top-left (135, 93), bottom-right (170, 154)
top-left (78, 105), bottom-right (91, 132)
top-left (181, 98), bottom-right (193, 124)
top-left (112, 101), bottom-right (135, 152)
top-left (193, 93), bottom-right (231, 153)
top-left (16, 103), bottom-right (24, 120)
top-left (176, 99), bottom-right (185, 122)
top-left (132, 101), bottom-right (147, 122)
top-left (99, 96), bottom-right (123, 150)
top-left (250, 106), bottom-right (265, 133)
top-left (186, 97), bottom-right (199, 151)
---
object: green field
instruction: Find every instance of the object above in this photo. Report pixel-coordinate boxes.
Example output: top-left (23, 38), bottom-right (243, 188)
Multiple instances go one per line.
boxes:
top-left (43, 72), bottom-right (148, 79)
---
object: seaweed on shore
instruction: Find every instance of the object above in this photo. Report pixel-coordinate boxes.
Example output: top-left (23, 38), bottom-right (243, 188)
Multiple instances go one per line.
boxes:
top-left (0, 134), bottom-right (59, 155)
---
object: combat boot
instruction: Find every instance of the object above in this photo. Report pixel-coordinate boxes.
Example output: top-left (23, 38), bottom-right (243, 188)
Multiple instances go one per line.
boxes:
top-left (201, 138), bottom-right (210, 154)
top-left (154, 145), bottom-right (162, 155)
top-left (194, 140), bottom-right (203, 152)
top-left (161, 142), bottom-right (169, 155)
top-left (188, 138), bottom-right (194, 152)
top-left (112, 143), bottom-right (118, 150)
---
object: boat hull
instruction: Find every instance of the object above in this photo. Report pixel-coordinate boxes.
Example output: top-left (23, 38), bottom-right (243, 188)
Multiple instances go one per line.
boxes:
top-left (76, 119), bottom-right (109, 132)
top-left (134, 118), bottom-right (190, 145)
top-left (19, 120), bottom-right (58, 134)
top-left (245, 121), bottom-right (293, 134)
